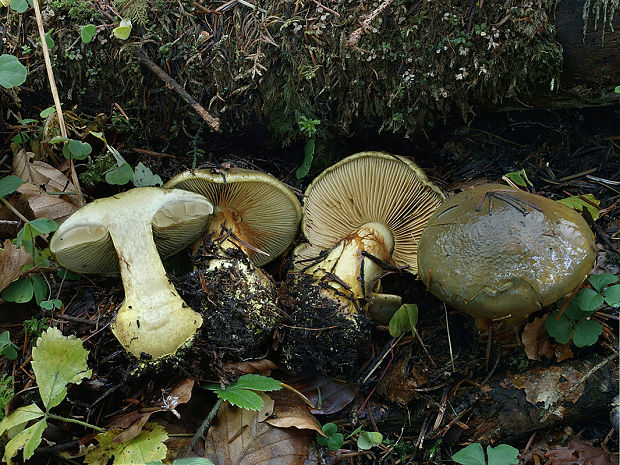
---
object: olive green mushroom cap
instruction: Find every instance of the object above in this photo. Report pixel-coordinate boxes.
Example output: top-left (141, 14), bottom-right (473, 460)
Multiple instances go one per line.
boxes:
top-left (301, 151), bottom-right (445, 274)
top-left (164, 168), bottom-right (302, 267)
top-left (417, 183), bottom-right (597, 320)
top-left (50, 187), bottom-right (214, 359)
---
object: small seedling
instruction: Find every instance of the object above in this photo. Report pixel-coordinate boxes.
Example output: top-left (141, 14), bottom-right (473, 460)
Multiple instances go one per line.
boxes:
top-left (316, 423), bottom-right (344, 450)
top-left (452, 443), bottom-right (519, 465)
top-left (389, 303), bottom-right (419, 338)
top-left (546, 273), bottom-right (619, 347)
top-left (23, 317), bottom-right (48, 338)
top-left (0, 375), bottom-right (13, 421)
top-left (0, 331), bottom-right (18, 360)
top-left (503, 169), bottom-right (532, 188)
top-left (295, 115), bottom-right (321, 179)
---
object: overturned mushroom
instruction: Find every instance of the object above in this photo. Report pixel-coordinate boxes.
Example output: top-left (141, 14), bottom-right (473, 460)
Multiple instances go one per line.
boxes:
top-left (282, 152), bottom-right (445, 377)
top-left (417, 183), bottom-right (597, 320)
top-left (49, 187), bottom-right (214, 360)
top-left (164, 168), bottom-right (302, 360)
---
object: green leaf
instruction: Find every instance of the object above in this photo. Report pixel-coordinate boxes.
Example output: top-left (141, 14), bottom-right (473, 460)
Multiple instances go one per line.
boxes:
top-left (357, 431), bottom-right (383, 450)
top-left (0, 331), bottom-right (18, 360)
top-left (31, 327), bottom-right (92, 410)
top-left (557, 194), bottom-right (600, 221)
top-left (562, 298), bottom-right (586, 320)
top-left (2, 277), bottom-right (34, 303)
top-left (81, 24), bottom-right (97, 43)
top-left (0, 55), bottom-right (27, 88)
top-left (215, 388), bottom-right (264, 411)
top-left (2, 418), bottom-right (46, 464)
top-left (452, 443), bottom-right (486, 465)
top-left (29, 218), bottom-right (59, 235)
top-left (105, 163), bottom-right (133, 185)
top-left (574, 288), bottom-right (604, 313)
top-left (486, 444), bottom-right (519, 465)
top-left (132, 162), bottom-right (163, 187)
top-left (602, 284), bottom-right (620, 307)
top-left (587, 273), bottom-right (618, 292)
top-left (44, 30), bottom-right (55, 50)
top-left (0, 404), bottom-right (44, 437)
top-left (113, 19), bottom-right (132, 40)
top-left (296, 138), bottom-right (315, 179)
top-left (0, 175), bottom-right (24, 198)
top-left (85, 422), bottom-right (167, 465)
top-left (31, 275), bottom-right (47, 305)
top-left (231, 374), bottom-right (282, 392)
top-left (545, 311), bottom-right (573, 344)
top-left (40, 106), bottom-right (56, 118)
top-left (615, 86), bottom-right (620, 94)
top-left (18, 118), bottom-right (37, 124)
top-left (326, 432), bottom-right (344, 450)
top-left (62, 139), bottom-right (92, 160)
top-left (572, 319), bottom-right (602, 348)
top-left (504, 169), bottom-right (532, 188)
top-left (9, 0), bottom-right (28, 13)
top-left (389, 304), bottom-right (418, 338)
top-left (40, 299), bottom-right (62, 310)
top-left (322, 422), bottom-right (338, 436)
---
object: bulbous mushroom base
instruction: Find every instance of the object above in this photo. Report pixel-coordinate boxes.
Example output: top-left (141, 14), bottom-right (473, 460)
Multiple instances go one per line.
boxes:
top-left (279, 273), bottom-right (373, 380)
top-left (173, 248), bottom-right (281, 361)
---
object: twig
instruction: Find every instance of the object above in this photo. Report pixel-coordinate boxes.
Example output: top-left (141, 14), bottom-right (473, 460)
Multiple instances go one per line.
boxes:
top-left (444, 304), bottom-right (455, 372)
top-left (345, 0), bottom-right (394, 48)
top-left (135, 51), bottom-right (221, 132)
top-left (31, 0), bottom-right (85, 207)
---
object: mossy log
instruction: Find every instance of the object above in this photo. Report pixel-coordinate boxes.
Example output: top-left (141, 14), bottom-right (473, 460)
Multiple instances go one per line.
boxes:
top-left (1, 0), bottom-right (618, 143)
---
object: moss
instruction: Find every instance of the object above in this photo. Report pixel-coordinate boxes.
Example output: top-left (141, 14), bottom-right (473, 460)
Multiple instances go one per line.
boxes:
top-left (79, 152), bottom-right (116, 189)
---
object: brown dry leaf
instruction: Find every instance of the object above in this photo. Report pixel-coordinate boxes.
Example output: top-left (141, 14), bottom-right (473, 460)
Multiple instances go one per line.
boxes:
top-left (0, 239), bottom-right (33, 292)
top-left (18, 183), bottom-right (78, 224)
top-left (507, 365), bottom-right (585, 412)
top-left (522, 316), bottom-right (574, 361)
top-left (205, 392), bottom-right (313, 465)
top-left (290, 375), bottom-right (358, 415)
top-left (106, 379), bottom-right (194, 443)
top-left (376, 346), bottom-right (428, 405)
top-left (265, 390), bottom-right (323, 435)
top-left (222, 359), bottom-right (278, 377)
top-left (13, 149), bottom-right (79, 206)
top-left (545, 438), bottom-right (618, 465)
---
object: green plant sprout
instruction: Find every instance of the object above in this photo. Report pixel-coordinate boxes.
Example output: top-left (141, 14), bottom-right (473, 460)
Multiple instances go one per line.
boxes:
top-left (23, 317), bottom-right (48, 338)
top-left (192, 374), bottom-right (283, 447)
top-left (296, 115), bottom-right (321, 179)
top-left (389, 304), bottom-right (419, 338)
top-left (0, 331), bottom-right (19, 360)
top-left (503, 169), bottom-right (532, 188)
top-left (0, 375), bottom-right (14, 421)
top-left (546, 273), bottom-right (619, 347)
top-left (0, 327), bottom-right (104, 464)
top-left (316, 423), bottom-right (383, 451)
top-left (452, 443), bottom-right (519, 465)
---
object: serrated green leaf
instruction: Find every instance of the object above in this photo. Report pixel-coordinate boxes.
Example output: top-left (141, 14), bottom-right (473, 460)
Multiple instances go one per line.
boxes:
top-left (2, 277), bottom-right (34, 303)
top-left (602, 284), bottom-right (620, 307)
top-left (215, 388), bottom-right (264, 411)
top-left (85, 422), bottom-right (168, 465)
top-left (574, 288), bottom-right (604, 313)
top-left (572, 319), bottom-right (602, 348)
top-left (588, 273), bottom-right (618, 292)
top-left (2, 418), bottom-right (46, 464)
top-left (31, 327), bottom-right (91, 410)
top-left (357, 431), bottom-right (383, 450)
top-left (0, 175), bottom-right (24, 198)
top-left (132, 162), bottom-right (163, 187)
top-left (486, 444), bottom-right (519, 465)
top-left (452, 443), bottom-right (486, 465)
top-left (231, 374), bottom-right (282, 392)
top-left (0, 404), bottom-right (44, 437)
top-left (81, 24), bottom-right (97, 43)
top-left (113, 19), bottom-right (132, 40)
top-left (105, 163), bottom-right (133, 185)
top-left (389, 304), bottom-right (418, 338)
top-left (0, 54), bottom-right (27, 88)
top-left (545, 311), bottom-right (573, 344)
top-left (557, 194), bottom-right (600, 221)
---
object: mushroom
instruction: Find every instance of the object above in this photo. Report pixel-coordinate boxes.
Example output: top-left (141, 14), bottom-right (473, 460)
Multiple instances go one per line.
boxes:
top-left (163, 168), bottom-right (302, 359)
top-left (417, 183), bottom-right (597, 320)
top-left (282, 152), bottom-right (445, 377)
top-left (49, 187), bottom-right (214, 360)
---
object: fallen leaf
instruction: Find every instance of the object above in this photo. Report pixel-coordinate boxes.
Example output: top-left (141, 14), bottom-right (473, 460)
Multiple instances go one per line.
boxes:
top-left (222, 359), bottom-right (278, 377)
top-left (0, 239), bottom-right (33, 293)
top-left (377, 346), bottom-right (428, 405)
top-left (289, 375), bottom-right (358, 415)
top-left (545, 438), bottom-right (618, 465)
top-left (13, 149), bottom-right (79, 205)
top-left (522, 316), bottom-right (574, 362)
top-left (17, 183), bottom-right (78, 224)
top-left (507, 365), bottom-right (585, 411)
top-left (107, 379), bottom-right (194, 443)
top-left (265, 390), bottom-right (323, 435)
top-left (205, 392), bottom-right (312, 465)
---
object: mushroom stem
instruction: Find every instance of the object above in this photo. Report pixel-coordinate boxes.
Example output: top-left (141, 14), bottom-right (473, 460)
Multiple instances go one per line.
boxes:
top-left (304, 222), bottom-right (395, 309)
top-left (110, 221), bottom-right (203, 359)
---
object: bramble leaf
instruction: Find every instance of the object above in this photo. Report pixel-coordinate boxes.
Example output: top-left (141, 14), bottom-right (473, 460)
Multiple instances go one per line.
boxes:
top-left (215, 388), bottom-right (264, 411)
top-left (31, 327), bottom-right (91, 410)
top-left (231, 374), bottom-right (282, 392)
